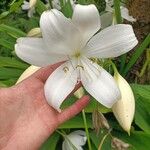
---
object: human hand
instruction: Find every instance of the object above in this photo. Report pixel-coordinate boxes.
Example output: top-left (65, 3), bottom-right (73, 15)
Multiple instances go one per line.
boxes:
top-left (0, 62), bottom-right (90, 150)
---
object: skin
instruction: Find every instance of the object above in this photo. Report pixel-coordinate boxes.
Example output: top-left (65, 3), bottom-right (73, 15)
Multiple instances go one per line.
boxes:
top-left (0, 62), bottom-right (90, 150)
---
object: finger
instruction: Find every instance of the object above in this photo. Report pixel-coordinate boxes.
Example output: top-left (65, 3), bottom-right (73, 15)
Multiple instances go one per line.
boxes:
top-left (32, 61), bottom-right (64, 82)
top-left (57, 95), bottom-right (90, 124)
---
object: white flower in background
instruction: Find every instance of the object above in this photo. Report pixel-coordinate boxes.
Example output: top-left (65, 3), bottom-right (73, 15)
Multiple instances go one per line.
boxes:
top-left (62, 130), bottom-right (86, 150)
top-left (22, 0), bottom-right (37, 17)
top-left (52, 0), bottom-right (76, 10)
top-left (15, 4), bottom-right (138, 111)
top-left (120, 6), bottom-right (136, 22)
top-left (101, 0), bottom-right (136, 28)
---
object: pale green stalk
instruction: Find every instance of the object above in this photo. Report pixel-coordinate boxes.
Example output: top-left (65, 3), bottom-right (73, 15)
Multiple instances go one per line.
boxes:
top-left (82, 110), bottom-right (92, 150)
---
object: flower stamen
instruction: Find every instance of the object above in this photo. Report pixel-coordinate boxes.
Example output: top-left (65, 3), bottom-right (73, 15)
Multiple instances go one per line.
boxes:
top-left (63, 66), bottom-right (69, 73)
top-left (76, 65), bottom-right (84, 70)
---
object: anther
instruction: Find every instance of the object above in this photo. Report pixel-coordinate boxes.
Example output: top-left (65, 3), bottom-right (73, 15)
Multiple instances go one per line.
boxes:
top-left (63, 66), bottom-right (69, 73)
top-left (76, 65), bottom-right (84, 70)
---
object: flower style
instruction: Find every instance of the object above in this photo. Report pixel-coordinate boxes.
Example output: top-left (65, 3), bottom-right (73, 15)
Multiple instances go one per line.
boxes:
top-left (62, 130), bottom-right (87, 150)
top-left (15, 4), bottom-right (138, 111)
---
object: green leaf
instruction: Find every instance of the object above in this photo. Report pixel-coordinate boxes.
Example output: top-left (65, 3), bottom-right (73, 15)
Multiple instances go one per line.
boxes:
top-left (131, 84), bottom-right (150, 133)
top-left (0, 38), bottom-right (14, 50)
top-left (122, 34), bottom-right (150, 76)
top-left (131, 84), bottom-right (150, 99)
top-left (61, 96), bottom-right (110, 113)
top-left (40, 132), bottom-right (60, 150)
top-left (135, 97), bottom-right (150, 134)
top-left (59, 114), bottom-right (92, 129)
top-left (0, 56), bottom-right (29, 69)
top-left (0, 78), bottom-right (18, 86)
top-left (61, 0), bottom-right (73, 18)
top-left (36, 0), bottom-right (47, 15)
top-left (90, 129), bottom-right (112, 150)
top-left (0, 81), bottom-right (7, 87)
top-left (0, 67), bottom-right (23, 79)
top-left (9, 0), bottom-right (23, 12)
top-left (0, 11), bottom-right (9, 19)
top-left (0, 24), bottom-right (26, 38)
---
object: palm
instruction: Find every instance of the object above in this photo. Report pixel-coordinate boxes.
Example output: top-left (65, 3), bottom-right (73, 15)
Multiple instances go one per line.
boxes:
top-left (0, 63), bottom-right (89, 150)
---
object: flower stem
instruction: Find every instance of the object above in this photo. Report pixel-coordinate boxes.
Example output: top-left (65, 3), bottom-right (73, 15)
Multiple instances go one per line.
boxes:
top-left (48, 0), bottom-right (53, 9)
top-left (138, 49), bottom-right (150, 77)
top-left (98, 131), bottom-right (110, 150)
top-left (110, 60), bottom-right (118, 74)
top-left (82, 110), bottom-right (92, 150)
top-left (114, 0), bottom-right (122, 23)
top-left (114, 0), bottom-right (127, 73)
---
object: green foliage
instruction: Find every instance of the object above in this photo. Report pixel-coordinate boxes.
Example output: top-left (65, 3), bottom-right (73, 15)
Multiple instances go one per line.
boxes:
top-left (40, 133), bottom-right (60, 150)
top-left (131, 84), bottom-right (150, 134)
top-left (61, 0), bottom-right (73, 18)
top-left (0, 24), bottom-right (26, 38)
top-left (122, 34), bottom-right (150, 76)
top-left (113, 131), bottom-right (150, 150)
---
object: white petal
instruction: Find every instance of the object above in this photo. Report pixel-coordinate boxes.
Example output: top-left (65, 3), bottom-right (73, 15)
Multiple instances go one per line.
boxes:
top-left (105, 0), bottom-right (114, 7)
top-left (105, 3), bottom-right (113, 12)
top-left (84, 24), bottom-right (138, 58)
top-left (68, 130), bottom-right (86, 146)
top-left (62, 141), bottom-right (72, 150)
top-left (80, 57), bottom-right (120, 108)
top-left (100, 12), bottom-right (113, 29)
top-left (15, 38), bottom-right (67, 67)
top-left (22, 1), bottom-right (30, 10)
top-left (121, 6), bottom-right (136, 22)
top-left (62, 130), bottom-right (86, 150)
top-left (40, 10), bottom-right (83, 55)
top-left (44, 61), bottom-right (77, 111)
top-left (52, 0), bottom-right (61, 10)
top-left (72, 4), bottom-right (101, 44)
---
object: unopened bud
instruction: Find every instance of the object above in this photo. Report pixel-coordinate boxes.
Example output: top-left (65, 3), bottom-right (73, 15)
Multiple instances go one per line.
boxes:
top-left (112, 72), bottom-right (135, 134)
top-left (74, 87), bottom-right (84, 99)
top-left (27, 28), bottom-right (42, 37)
top-left (16, 65), bottom-right (40, 84)
top-left (29, 0), bottom-right (37, 8)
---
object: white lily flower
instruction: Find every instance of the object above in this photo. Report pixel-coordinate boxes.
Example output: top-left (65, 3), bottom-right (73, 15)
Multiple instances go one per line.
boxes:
top-left (101, 0), bottom-right (136, 28)
top-left (15, 4), bottom-right (138, 111)
top-left (120, 6), bottom-right (136, 22)
top-left (62, 130), bottom-right (86, 150)
top-left (52, 0), bottom-right (76, 10)
top-left (22, 0), bottom-right (37, 17)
